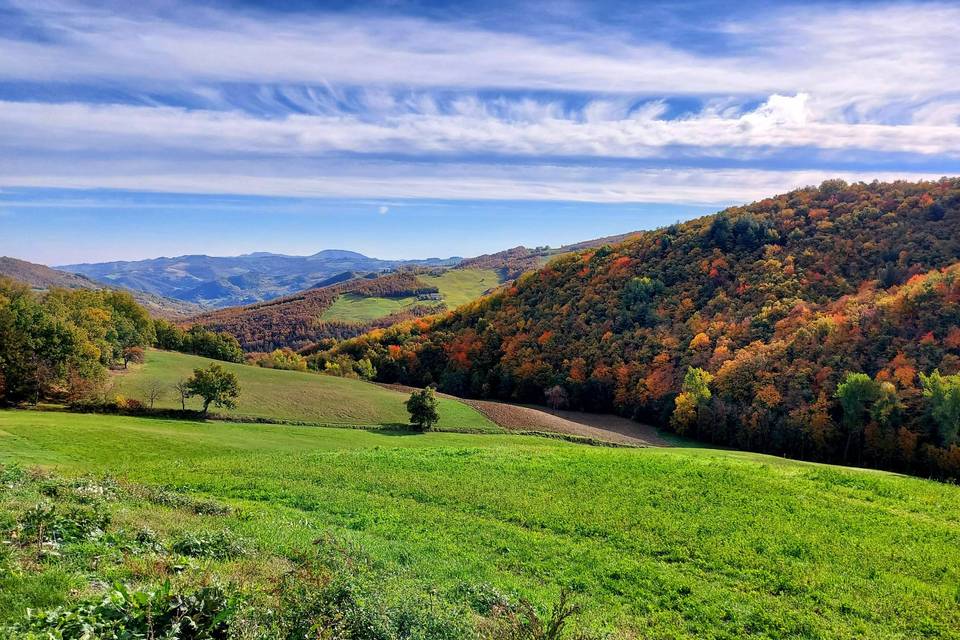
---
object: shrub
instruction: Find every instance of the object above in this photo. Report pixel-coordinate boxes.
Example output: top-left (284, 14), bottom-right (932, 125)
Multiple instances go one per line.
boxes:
top-left (234, 537), bottom-right (472, 640)
top-left (477, 588), bottom-right (583, 640)
top-left (9, 581), bottom-right (236, 639)
top-left (14, 502), bottom-right (110, 547)
top-left (170, 530), bottom-right (246, 560)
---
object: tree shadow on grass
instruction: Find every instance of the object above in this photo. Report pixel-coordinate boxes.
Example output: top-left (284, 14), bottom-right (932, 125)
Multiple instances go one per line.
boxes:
top-left (376, 423), bottom-right (425, 435)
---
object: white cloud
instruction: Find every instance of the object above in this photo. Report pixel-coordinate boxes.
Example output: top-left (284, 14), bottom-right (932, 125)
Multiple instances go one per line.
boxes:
top-left (1, 1), bottom-right (957, 208)
top-left (0, 157), bottom-right (946, 204)
top-left (378, 205), bottom-right (389, 215)
top-left (2, 94), bottom-right (959, 159)
top-left (1, 1), bottom-right (958, 105)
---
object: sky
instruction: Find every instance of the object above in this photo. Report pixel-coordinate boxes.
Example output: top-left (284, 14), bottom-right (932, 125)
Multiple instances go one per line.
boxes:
top-left (1, 0), bottom-right (959, 264)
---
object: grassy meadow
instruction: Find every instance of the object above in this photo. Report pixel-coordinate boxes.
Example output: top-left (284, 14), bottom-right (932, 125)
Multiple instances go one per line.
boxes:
top-left (111, 349), bottom-right (499, 432)
top-left (417, 268), bottom-right (500, 309)
top-left (1, 409), bottom-right (959, 638)
top-left (320, 269), bottom-right (501, 325)
top-left (320, 292), bottom-right (421, 323)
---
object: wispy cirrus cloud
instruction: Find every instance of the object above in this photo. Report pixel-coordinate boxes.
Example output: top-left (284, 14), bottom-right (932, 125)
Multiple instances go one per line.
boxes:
top-left (2, 1), bottom-right (958, 103)
top-left (3, 93), bottom-right (960, 160)
top-left (0, 0), bottom-right (958, 209)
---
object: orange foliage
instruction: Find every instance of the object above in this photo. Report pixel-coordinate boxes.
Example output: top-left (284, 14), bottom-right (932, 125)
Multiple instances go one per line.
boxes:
top-left (755, 384), bottom-right (782, 407)
top-left (689, 332), bottom-right (711, 350)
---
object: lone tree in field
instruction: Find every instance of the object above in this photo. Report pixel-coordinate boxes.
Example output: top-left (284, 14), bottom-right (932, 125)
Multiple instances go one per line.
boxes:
top-left (406, 386), bottom-right (439, 431)
top-left (185, 363), bottom-right (240, 417)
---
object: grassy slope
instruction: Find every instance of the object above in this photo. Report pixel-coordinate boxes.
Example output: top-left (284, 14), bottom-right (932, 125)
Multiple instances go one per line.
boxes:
top-left (2, 410), bottom-right (959, 638)
top-left (111, 349), bottom-right (499, 432)
top-left (417, 268), bottom-right (500, 309)
top-left (319, 269), bottom-right (501, 325)
top-left (320, 292), bottom-right (421, 323)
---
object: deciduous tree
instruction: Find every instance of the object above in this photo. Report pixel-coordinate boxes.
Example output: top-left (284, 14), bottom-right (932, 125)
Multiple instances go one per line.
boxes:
top-left (185, 364), bottom-right (240, 417)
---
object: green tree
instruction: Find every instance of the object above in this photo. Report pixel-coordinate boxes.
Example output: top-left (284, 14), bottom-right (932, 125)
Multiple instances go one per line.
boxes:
top-left (920, 370), bottom-right (960, 446)
top-left (671, 367), bottom-right (713, 434)
top-left (153, 319), bottom-right (185, 351)
top-left (870, 381), bottom-right (902, 429)
top-left (835, 373), bottom-right (880, 461)
top-left (406, 386), bottom-right (439, 431)
top-left (185, 363), bottom-right (241, 417)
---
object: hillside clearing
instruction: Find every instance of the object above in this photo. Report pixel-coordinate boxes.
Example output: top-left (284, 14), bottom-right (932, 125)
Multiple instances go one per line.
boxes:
top-left (1, 409), bottom-right (958, 637)
top-left (466, 399), bottom-right (675, 446)
top-left (319, 292), bottom-right (421, 323)
top-left (417, 268), bottom-right (501, 308)
top-left (110, 349), bottom-right (499, 432)
top-left (316, 268), bottom-right (500, 326)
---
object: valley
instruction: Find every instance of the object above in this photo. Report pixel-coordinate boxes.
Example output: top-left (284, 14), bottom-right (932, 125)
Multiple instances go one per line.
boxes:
top-left (3, 178), bottom-right (960, 638)
top-left (5, 1), bottom-right (957, 636)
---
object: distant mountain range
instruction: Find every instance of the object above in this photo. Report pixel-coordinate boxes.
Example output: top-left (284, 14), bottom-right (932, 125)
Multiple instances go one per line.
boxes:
top-left (58, 250), bottom-right (461, 308)
top-left (0, 257), bottom-right (204, 319)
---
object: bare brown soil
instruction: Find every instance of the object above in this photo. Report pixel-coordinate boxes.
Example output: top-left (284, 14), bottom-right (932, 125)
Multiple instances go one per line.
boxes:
top-left (378, 383), bottom-right (671, 447)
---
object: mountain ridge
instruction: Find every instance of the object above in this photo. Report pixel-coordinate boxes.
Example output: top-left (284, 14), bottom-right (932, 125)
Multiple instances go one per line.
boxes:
top-left (59, 251), bottom-right (462, 308)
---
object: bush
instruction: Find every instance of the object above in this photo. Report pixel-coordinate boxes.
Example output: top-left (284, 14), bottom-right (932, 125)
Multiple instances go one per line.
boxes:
top-left (9, 581), bottom-right (236, 639)
top-left (14, 502), bottom-right (111, 547)
top-left (476, 588), bottom-right (583, 640)
top-left (264, 542), bottom-right (471, 640)
top-left (170, 530), bottom-right (246, 560)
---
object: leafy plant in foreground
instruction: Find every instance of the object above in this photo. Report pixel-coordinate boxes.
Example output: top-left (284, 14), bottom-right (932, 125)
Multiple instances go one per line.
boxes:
top-left (9, 581), bottom-right (236, 640)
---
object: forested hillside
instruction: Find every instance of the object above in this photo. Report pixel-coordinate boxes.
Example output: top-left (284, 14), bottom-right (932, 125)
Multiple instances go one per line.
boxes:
top-left (191, 272), bottom-right (443, 352)
top-left (0, 278), bottom-right (156, 404)
top-left (328, 179), bottom-right (960, 477)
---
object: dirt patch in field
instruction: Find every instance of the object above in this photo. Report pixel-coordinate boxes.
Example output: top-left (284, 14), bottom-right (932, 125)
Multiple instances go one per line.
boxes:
top-left (378, 383), bottom-right (670, 447)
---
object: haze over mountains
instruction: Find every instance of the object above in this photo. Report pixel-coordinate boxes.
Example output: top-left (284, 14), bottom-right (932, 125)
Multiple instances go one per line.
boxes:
top-left (59, 250), bottom-right (461, 308)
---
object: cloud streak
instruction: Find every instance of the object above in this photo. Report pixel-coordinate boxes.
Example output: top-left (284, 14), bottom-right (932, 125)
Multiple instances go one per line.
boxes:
top-left (3, 93), bottom-right (960, 161)
top-left (2, 1), bottom-right (958, 104)
top-left (0, 0), bottom-right (957, 209)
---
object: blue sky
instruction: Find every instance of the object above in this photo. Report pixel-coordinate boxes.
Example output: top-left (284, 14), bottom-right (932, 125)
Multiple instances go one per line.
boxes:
top-left (1, 0), bottom-right (958, 264)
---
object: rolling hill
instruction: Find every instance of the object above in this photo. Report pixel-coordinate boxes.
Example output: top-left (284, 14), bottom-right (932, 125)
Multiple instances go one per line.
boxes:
top-left (328, 178), bottom-right (960, 479)
top-left (59, 250), bottom-right (460, 308)
top-left (0, 256), bottom-right (204, 319)
top-left (111, 348), bottom-right (498, 431)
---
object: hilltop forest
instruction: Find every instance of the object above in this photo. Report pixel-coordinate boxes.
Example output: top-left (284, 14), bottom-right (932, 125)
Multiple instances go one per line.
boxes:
top-left (327, 179), bottom-right (960, 478)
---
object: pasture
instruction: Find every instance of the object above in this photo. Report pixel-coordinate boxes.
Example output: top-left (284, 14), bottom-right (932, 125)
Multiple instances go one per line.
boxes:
top-left (110, 349), bottom-right (499, 432)
top-left (1, 409), bottom-right (958, 638)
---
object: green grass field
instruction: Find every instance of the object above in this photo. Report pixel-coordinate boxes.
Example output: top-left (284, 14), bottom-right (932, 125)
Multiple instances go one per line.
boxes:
top-left (1, 409), bottom-right (958, 638)
top-left (111, 349), bottom-right (499, 432)
top-left (320, 292), bottom-right (421, 323)
top-left (321, 269), bottom-right (501, 325)
top-left (417, 268), bottom-right (500, 309)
